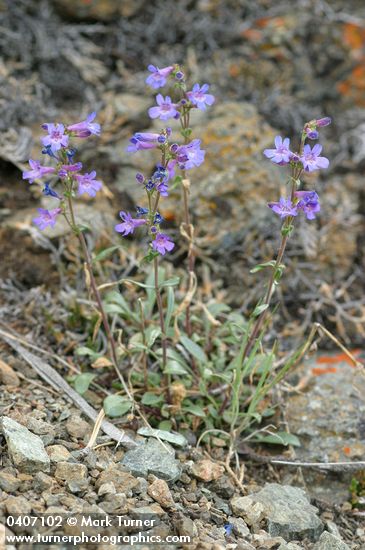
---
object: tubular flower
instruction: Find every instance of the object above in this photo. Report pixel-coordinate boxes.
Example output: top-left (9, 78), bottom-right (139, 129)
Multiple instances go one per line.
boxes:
top-left (300, 144), bottom-right (329, 172)
top-left (148, 95), bottom-right (179, 121)
top-left (295, 190), bottom-right (320, 220)
top-left (75, 171), bottom-right (102, 197)
top-left (152, 233), bottom-right (175, 255)
top-left (264, 136), bottom-right (292, 165)
top-left (33, 208), bottom-right (62, 230)
top-left (115, 212), bottom-right (146, 236)
top-left (67, 112), bottom-right (100, 137)
top-left (22, 160), bottom-right (55, 183)
top-left (268, 197), bottom-right (298, 219)
top-left (41, 123), bottom-right (69, 154)
top-left (127, 132), bottom-right (165, 153)
top-left (187, 83), bottom-right (215, 111)
top-left (146, 65), bottom-right (174, 89)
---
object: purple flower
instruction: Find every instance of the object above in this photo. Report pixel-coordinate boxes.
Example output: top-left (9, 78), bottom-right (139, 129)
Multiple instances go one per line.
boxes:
top-left (33, 208), bottom-right (62, 230)
top-left (176, 139), bottom-right (205, 169)
top-left (67, 112), bottom-right (101, 138)
top-left (146, 65), bottom-right (174, 89)
top-left (127, 132), bottom-right (162, 153)
top-left (115, 212), bottom-right (146, 236)
top-left (264, 136), bottom-right (292, 165)
top-left (22, 160), bottom-right (55, 183)
top-left (305, 128), bottom-right (319, 140)
top-left (136, 206), bottom-right (149, 217)
top-left (268, 197), bottom-right (298, 219)
top-left (42, 183), bottom-right (60, 199)
top-left (58, 162), bottom-right (83, 178)
top-left (75, 171), bottom-right (102, 197)
top-left (316, 117), bottom-right (331, 127)
top-left (300, 144), bottom-right (329, 172)
top-left (187, 83), bottom-right (215, 111)
top-left (41, 123), bottom-right (69, 154)
top-left (295, 190), bottom-right (320, 220)
top-left (148, 94), bottom-right (179, 121)
top-left (152, 233), bottom-right (175, 255)
top-left (156, 181), bottom-right (169, 196)
top-left (136, 173), bottom-right (145, 184)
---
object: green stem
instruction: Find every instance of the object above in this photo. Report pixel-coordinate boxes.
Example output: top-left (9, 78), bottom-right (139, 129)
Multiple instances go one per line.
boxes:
top-left (153, 256), bottom-right (169, 395)
top-left (66, 195), bottom-right (132, 401)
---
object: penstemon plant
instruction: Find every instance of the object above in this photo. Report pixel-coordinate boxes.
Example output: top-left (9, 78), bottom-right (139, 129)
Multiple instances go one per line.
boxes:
top-left (24, 65), bottom-right (357, 461)
top-left (22, 114), bottom-right (134, 406)
top-left (115, 64), bottom-right (215, 390)
top-left (224, 116), bottom-right (333, 442)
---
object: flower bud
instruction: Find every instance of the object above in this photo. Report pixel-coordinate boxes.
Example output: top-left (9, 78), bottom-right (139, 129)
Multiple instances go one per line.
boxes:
top-left (316, 117), bottom-right (331, 127)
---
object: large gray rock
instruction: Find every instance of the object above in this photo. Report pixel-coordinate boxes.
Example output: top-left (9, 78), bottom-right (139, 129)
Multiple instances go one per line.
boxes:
top-left (313, 531), bottom-right (350, 550)
top-left (243, 483), bottom-right (323, 542)
top-left (0, 416), bottom-right (50, 473)
top-left (285, 358), bottom-right (365, 503)
top-left (121, 437), bottom-right (182, 482)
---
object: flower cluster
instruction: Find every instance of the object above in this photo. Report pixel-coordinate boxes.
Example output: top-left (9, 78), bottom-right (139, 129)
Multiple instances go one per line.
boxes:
top-left (265, 117), bottom-right (331, 222)
top-left (116, 63), bottom-right (215, 256)
top-left (23, 113), bottom-right (102, 230)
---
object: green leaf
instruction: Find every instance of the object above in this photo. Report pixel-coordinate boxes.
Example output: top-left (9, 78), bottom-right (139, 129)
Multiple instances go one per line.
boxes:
top-left (158, 420), bottom-right (172, 431)
top-left (93, 246), bottom-right (120, 262)
top-left (103, 395), bottom-right (132, 418)
top-left (146, 327), bottom-right (161, 348)
top-left (256, 432), bottom-right (301, 447)
top-left (73, 373), bottom-right (97, 395)
top-left (164, 360), bottom-right (189, 375)
top-left (180, 335), bottom-right (207, 363)
top-left (250, 261), bottom-right (276, 273)
top-left (140, 249), bottom-right (160, 265)
top-left (252, 303), bottom-right (269, 317)
top-left (141, 392), bottom-right (163, 406)
top-left (182, 403), bottom-right (206, 417)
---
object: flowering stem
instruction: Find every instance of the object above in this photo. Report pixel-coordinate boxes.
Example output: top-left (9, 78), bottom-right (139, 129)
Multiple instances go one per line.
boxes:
top-left (153, 256), bottom-right (169, 395)
top-left (66, 195), bottom-right (132, 401)
top-left (180, 107), bottom-right (195, 337)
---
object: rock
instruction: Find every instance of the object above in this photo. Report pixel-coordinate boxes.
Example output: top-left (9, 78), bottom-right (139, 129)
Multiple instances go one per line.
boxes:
top-left (176, 515), bottom-right (197, 538)
top-left (278, 543), bottom-right (303, 550)
top-left (121, 438), bottom-right (182, 482)
top-left (46, 444), bottom-right (71, 463)
top-left (26, 418), bottom-right (55, 445)
top-left (147, 477), bottom-right (175, 508)
top-left (112, 93), bottom-right (151, 121)
top-left (210, 475), bottom-right (236, 498)
top-left (0, 471), bottom-right (20, 492)
top-left (95, 465), bottom-right (139, 493)
top-left (228, 516), bottom-right (250, 538)
top-left (99, 493), bottom-right (128, 514)
top-left (54, 461), bottom-right (88, 492)
top-left (33, 472), bottom-right (54, 492)
top-left (231, 495), bottom-right (265, 526)
top-left (285, 358), bottom-right (365, 503)
top-left (313, 531), bottom-right (350, 550)
top-left (252, 533), bottom-right (287, 548)
top-left (137, 427), bottom-right (188, 448)
top-left (97, 482), bottom-right (116, 497)
top-left (66, 414), bottom-right (91, 439)
top-left (5, 496), bottom-right (32, 516)
top-left (0, 359), bottom-right (20, 386)
top-left (236, 543), bottom-right (255, 550)
top-left (129, 503), bottom-right (165, 527)
top-left (0, 416), bottom-right (50, 473)
top-left (191, 459), bottom-right (224, 482)
top-left (247, 484), bottom-right (324, 542)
